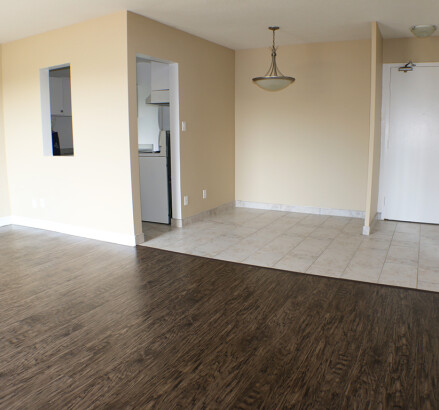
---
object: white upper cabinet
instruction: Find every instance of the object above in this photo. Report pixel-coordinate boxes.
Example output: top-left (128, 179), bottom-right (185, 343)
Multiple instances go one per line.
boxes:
top-left (151, 62), bottom-right (169, 91)
top-left (138, 60), bottom-right (170, 104)
top-left (49, 77), bottom-right (63, 115)
top-left (49, 76), bottom-right (72, 116)
top-left (149, 90), bottom-right (170, 104)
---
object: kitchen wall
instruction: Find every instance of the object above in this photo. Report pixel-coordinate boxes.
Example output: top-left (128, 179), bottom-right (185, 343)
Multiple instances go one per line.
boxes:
top-left (127, 12), bottom-right (235, 233)
top-left (235, 39), bottom-right (371, 213)
top-left (1, 12), bottom-right (137, 244)
top-left (364, 22), bottom-right (384, 231)
top-left (0, 46), bottom-right (11, 221)
top-left (384, 37), bottom-right (439, 63)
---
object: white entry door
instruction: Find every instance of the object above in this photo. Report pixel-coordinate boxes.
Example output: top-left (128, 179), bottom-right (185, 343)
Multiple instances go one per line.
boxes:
top-left (383, 65), bottom-right (439, 224)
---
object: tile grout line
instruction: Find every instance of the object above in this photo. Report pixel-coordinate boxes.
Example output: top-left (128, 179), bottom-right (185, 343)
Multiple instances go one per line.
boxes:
top-left (339, 234), bottom-right (365, 278)
top-left (274, 229), bottom-right (316, 264)
top-left (205, 210), bottom-right (307, 263)
top-left (240, 217), bottom-right (309, 265)
top-left (376, 223), bottom-right (397, 283)
top-left (179, 212), bottom-right (265, 254)
top-left (280, 219), bottom-right (361, 274)
top-left (230, 215), bottom-right (327, 268)
top-left (286, 220), bottom-right (336, 272)
top-left (258, 218), bottom-right (336, 269)
top-left (304, 223), bottom-right (341, 274)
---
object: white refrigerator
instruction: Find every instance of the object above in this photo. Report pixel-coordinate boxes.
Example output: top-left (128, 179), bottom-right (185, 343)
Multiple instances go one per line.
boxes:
top-left (139, 153), bottom-right (170, 224)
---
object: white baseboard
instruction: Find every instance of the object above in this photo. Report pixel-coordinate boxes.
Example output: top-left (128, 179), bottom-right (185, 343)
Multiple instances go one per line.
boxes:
top-left (362, 212), bottom-right (381, 236)
top-left (0, 216), bottom-right (12, 227)
top-left (171, 201), bottom-right (235, 227)
top-left (7, 216), bottom-right (138, 246)
top-left (171, 218), bottom-right (183, 228)
top-left (235, 200), bottom-right (365, 219)
top-left (135, 232), bottom-right (145, 244)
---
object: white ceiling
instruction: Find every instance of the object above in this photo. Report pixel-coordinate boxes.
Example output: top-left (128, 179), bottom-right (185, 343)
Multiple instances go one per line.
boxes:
top-left (0, 0), bottom-right (438, 49)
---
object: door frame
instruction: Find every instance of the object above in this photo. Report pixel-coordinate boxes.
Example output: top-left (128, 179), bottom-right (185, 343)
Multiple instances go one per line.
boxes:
top-left (378, 62), bottom-right (439, 220)
top-left (135, 54), bottom-right (182, 223)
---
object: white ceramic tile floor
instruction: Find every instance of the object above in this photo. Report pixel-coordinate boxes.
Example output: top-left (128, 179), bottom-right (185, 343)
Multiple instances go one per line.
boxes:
top-left (140, 207), bottom-right (439, 292)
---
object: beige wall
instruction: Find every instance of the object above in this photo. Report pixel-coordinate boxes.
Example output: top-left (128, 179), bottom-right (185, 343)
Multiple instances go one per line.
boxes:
top-left (127, 12), bottom-right (235, 232)
top-left (1, 12), bottom-right (136, 242)
top-left (235, 40), bottom-right (371, 212)
top-left (364, 22), bottom-right (384, 228)
top-left (384, 37), bottom-right (439, 63)
top-left (0, 46), bottom-right (11, 219)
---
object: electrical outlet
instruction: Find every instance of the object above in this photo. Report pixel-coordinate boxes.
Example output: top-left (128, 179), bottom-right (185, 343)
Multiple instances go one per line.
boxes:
top-left (202, 189), bottom-right (207, 199)
top-left (184, 195), bottom-right (189, 206)
top-left (181, 121), bottom-right (187, 132)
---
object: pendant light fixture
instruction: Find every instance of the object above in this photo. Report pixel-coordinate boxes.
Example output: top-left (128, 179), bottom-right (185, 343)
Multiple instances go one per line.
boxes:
top-left (252, 26), bottom-right (295, 91)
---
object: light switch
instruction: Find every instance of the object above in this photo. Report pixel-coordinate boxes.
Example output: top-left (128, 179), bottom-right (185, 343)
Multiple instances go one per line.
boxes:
top-left (181, 121), bottom-right (187, 132)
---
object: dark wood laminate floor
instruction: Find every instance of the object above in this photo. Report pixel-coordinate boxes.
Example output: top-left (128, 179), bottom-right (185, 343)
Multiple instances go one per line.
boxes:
top-left (1, 225), bottom-right (438, 409)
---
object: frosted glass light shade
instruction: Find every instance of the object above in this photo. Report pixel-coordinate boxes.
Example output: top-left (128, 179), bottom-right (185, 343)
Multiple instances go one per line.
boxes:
top-left (252, 76), bottom-right (295, 91)
top-left (410, 25), bottom-right (437, 37)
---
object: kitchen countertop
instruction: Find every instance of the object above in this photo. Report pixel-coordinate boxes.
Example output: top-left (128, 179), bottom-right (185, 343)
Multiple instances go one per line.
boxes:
top-left (138, 151), bottom-right (166, 157)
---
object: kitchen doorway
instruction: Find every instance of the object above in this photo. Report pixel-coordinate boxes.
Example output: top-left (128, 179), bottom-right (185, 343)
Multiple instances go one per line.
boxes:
top-left (136, 55), bottom-right (181, 229)
top-left (379, 63), bottom-right (439, 224)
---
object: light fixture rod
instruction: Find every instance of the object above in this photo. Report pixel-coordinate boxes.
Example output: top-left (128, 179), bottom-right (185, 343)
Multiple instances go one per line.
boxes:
top-left (264, 26), bottom-right (284, 77)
